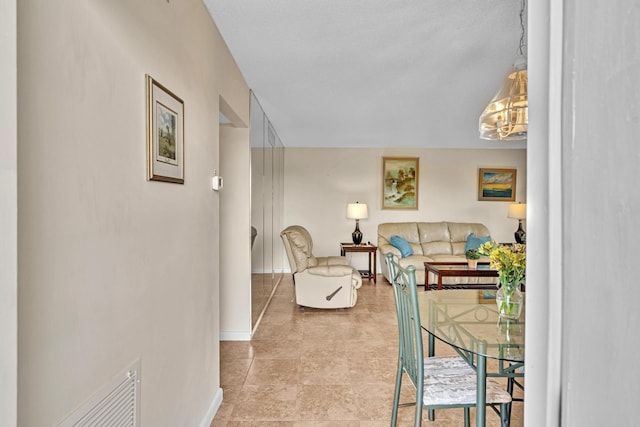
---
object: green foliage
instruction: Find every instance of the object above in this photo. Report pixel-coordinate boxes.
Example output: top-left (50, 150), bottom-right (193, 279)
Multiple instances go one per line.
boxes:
top-left (465, 248), bottom-right (481, 260)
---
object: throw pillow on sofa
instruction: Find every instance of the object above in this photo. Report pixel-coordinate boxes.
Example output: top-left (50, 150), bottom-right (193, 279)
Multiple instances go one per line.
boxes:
top-left (464, 232), bottom-right (491, 253)
top-left (390, 235), bottom-right (414, 257)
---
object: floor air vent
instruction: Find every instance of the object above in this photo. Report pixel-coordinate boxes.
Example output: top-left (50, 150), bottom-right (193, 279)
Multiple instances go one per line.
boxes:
top-left (58, 359), bottom-right (141, 427)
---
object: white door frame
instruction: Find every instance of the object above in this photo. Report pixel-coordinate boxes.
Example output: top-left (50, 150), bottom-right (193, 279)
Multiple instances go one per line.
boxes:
top-left (526, 1), bottom-right (563, 426)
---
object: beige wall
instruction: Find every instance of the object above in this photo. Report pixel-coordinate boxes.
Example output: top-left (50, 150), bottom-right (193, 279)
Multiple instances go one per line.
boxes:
top-left (284, 148), bottom-right (526, 272)
top-left (1, 0), bottom-right (17, 425)
top-left (17, 0), bottom-right (249, 425)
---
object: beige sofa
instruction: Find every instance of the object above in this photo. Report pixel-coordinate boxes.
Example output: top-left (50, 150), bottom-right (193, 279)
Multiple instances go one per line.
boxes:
top-left (377, 221), bottom-right (498, 287)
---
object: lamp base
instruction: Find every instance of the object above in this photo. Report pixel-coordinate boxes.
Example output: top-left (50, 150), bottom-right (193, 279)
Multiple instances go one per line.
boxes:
top-left (514, 220), bottom-right (526, 244)
top-left (352, 221), bottom-right (363, 245)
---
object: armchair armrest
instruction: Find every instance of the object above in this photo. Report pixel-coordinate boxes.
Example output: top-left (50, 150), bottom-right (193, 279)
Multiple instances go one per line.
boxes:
top-left (315, 255), bottom-right (349, 266)
top-left (379, 244), bottom-right (401, 258)
top-left (307, 265), bottom-right (363, 291)
top-left (307, 265), bottom-right (355, 277)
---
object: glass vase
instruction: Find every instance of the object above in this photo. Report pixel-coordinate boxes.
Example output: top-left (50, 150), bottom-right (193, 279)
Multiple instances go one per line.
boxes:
top-left (496, 286), bottom-right (523, 320)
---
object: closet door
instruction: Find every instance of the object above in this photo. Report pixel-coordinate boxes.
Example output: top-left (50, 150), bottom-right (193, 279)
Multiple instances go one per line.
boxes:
top-left (273, 134), bottom-right (284, 279)
top-left (250, 95), bottom-right (268, 329)
top-left (249, 92), bottom-right (284, 330)
top-left (263, 124), bottom-right (274, 290)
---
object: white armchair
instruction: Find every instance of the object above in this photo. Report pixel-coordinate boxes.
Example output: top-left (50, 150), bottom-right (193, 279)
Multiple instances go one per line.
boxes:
top-left (280, 225), bottom-right (362, 308)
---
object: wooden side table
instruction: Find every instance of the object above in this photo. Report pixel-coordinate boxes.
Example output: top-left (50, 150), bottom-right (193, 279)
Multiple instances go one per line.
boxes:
top-left (340, 243), bottom-right (377, 283)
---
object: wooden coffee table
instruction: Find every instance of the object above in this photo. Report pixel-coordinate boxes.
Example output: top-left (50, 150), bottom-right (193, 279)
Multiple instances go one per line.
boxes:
top-left (424, 262), bottom-right (498, 291)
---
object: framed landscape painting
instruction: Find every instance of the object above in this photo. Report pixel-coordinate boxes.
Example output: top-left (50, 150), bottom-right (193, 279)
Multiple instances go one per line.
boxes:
top-left (478, 168), bottom-right (516, 202)
top-left (146, 75), bottom-right (185, 184)
top-left (382, 157), bottom-right (419, 210)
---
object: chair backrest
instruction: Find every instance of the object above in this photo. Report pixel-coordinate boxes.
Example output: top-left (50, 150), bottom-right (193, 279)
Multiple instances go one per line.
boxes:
top-left (280, 225), bottom-right (317, 273)
top-left (386, 253), bottom-right (424, 390)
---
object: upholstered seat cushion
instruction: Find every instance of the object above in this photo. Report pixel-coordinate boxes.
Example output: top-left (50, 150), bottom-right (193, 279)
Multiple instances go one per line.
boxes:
top-left (397, 254), bottom-right (433, 270)
top-left (423, 356), bottom-right (512, 406)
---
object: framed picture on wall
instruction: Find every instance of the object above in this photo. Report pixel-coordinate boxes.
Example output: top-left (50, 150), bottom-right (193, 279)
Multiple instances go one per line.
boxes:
top-left (382, 157), bottom-right (419, 209)
top-left (146, 75), bottom-right (185, 184)
top-left (477, 168), bottom-right (516, 201)
top-left (478, 290), bottom-right (497, 304)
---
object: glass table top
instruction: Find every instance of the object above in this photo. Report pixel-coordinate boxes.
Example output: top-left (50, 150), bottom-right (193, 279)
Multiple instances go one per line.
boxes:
top-left (417, 289), bottom-right (525, 362)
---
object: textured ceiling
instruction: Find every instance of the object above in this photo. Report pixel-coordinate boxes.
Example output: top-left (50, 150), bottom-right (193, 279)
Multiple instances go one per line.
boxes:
top-left (205, 0), bottom-right (527, 149)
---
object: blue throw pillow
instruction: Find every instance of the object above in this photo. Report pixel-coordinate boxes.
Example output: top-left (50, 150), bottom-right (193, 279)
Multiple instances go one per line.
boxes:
top-left (465, 233), bottom-right (491, 253)
top-left (390, 235), bottom-right (414, 258)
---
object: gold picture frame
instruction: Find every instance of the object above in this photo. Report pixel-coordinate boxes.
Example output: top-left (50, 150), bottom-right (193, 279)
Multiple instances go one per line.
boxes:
top-left (382, 157), bottom-right (419, 210)
top-left (146, 75), bottom-right (184, 184)
top-left (477, 168), bottom-right (516, 201)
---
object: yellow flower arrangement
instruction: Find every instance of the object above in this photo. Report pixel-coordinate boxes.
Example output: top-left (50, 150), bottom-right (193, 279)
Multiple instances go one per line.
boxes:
top-left (478, 241), bottom-right (526, 293)
top-left (479, 241), bottom-right (526, 319)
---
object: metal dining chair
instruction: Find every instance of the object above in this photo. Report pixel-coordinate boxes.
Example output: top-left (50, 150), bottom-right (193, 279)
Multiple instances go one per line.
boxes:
top-left (387, 253), bottom-right (512, 427)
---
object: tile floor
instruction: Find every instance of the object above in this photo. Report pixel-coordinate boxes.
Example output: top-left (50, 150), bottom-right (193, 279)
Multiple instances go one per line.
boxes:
top-left (212, 275), bottom-right (524, 426)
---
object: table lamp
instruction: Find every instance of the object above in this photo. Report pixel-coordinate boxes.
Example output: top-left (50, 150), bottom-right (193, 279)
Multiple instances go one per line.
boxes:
top-left (346, 202), bottom-right (368, 245)
top-left (508, 202), bottom-right (527, 244)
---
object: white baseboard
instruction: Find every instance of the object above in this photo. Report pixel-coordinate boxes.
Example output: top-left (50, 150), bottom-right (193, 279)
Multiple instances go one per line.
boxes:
top-left (219, 331), bottom-right (251, 341)
top-left (198, 387), bottom-right (223, 427)
top-left (252, 268), bottom-right (290, 274)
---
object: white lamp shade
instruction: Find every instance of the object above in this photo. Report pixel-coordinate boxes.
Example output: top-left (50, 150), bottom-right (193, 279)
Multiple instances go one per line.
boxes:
top-left (347, 202), bottom-right (368, 220)
top-left (508, 203), bottom-right (527, 220)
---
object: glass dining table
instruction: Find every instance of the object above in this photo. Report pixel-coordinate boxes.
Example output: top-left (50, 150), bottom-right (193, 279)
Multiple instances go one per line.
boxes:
top-left (416, 289), bottom-right (525, 427)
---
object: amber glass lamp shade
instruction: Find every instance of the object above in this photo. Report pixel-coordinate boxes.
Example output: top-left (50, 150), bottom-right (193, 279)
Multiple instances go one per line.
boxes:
top-left (479, 59), bottom-right (528, 141)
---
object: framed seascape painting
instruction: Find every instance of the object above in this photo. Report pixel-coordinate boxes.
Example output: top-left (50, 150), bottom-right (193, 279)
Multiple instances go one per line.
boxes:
top-left (477, 168), bottom-right (516, 202)
top-left (146, 75), bottom-right (184, 184)
top-left (478, 290), bottom-right (497, 304)
top-left (382, 157), bottom-right (419, 210)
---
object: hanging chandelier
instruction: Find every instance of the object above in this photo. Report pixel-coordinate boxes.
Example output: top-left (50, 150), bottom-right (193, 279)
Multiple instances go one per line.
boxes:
top-left (479, 0), bottom-right (528, 141)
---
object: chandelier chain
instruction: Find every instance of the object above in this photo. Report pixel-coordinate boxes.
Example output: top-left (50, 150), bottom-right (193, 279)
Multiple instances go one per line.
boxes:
top-left (518, 0), bottom-right (527, 57)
